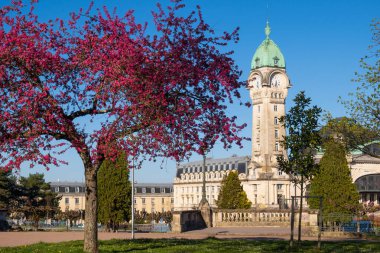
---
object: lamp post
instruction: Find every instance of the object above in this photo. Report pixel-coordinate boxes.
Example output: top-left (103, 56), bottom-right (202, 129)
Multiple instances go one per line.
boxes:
top-left (264, 172), bottom-right (271, 206)
top-left (202, 154), bottom-right (207, 202)
top-left (131, 158), bottom-right (135, 239)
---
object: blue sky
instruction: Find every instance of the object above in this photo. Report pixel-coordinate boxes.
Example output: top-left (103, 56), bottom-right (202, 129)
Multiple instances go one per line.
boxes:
top-left (7, 0), bottom-right (379, 183)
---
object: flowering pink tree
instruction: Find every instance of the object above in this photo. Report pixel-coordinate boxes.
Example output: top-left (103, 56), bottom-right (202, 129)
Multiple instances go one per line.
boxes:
top-left (0, 1), bottom-right (246, 252)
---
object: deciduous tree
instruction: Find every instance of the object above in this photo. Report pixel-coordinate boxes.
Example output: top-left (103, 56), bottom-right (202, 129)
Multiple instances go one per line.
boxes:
top-left (97, 153), bottom-right (131, 232)
top-left (216, 171), bottom-right (251, 209)
top-left (277, 91), bottom-right (322, 242)
top-left (0, 1), bottom-right (246, 252)
top-left (339, 20), bottom-right (380, 157)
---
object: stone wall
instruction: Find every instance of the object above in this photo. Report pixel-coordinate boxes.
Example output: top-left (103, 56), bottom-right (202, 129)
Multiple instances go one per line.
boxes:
top-left (171, 210), bottom-right (206, 233)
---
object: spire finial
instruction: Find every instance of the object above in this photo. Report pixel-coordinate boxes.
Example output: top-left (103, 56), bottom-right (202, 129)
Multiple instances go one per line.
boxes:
top-left (265, 20), bottom-right (271, 39)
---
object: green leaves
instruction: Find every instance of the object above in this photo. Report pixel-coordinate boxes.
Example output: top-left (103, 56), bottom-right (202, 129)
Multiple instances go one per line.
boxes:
top-left (216, 171), bottom-right (251, 209)
top-left (277, 91), bottom-right (322, 180)
top-left (309, 140), bottom-right (360, 220)
top-left (339, 20), bottom-right (380, 154)
top-left (97, 153), bottom-right (131, 231)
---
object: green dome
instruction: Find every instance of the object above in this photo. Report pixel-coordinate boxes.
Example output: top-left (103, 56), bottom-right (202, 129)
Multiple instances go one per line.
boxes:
top-left (251, 22), bottom-right (285, 69)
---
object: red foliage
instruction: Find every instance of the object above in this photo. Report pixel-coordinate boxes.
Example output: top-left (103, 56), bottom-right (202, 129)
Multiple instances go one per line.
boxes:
top-left (0, 1), bottom-right (246, 171)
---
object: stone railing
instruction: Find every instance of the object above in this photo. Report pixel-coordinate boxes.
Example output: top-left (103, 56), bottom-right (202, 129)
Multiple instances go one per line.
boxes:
top-left (212, 209), bottom-right (291, 227)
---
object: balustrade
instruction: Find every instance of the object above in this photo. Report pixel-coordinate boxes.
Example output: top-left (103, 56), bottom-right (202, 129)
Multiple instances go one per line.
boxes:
top-left (215, 209), bottom-right (291, 226)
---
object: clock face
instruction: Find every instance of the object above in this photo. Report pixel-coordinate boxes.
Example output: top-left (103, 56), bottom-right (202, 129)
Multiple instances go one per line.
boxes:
top-left (271, 74), bottom-right (282, 88)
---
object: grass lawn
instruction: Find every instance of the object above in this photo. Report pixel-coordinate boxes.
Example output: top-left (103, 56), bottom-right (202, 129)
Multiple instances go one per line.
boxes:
top-left (0, 238), bottom-right (379, 253)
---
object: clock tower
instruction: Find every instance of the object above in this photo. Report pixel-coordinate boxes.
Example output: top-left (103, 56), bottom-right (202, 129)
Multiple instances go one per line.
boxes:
top-left (247, 22), bottom-right (291, 205)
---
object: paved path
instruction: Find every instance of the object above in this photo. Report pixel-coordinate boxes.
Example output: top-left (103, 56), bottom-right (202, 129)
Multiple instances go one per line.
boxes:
top-left (0, 226), bottom-right (374, 247)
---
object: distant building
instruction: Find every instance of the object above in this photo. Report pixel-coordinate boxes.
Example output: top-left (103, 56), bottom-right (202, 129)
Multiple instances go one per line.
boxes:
top-left (349, 153), bottom-right (380, 205)
top-left (134, 183), bottom-right (174, 213)
top-left (174, 22), bottom-right (295, 211)
top-left (50, 181), bottom-right (174, 214)
top-left (50, 181), bottom-right (85, 212)
top-left (173, 22), bottom-right (380, 211)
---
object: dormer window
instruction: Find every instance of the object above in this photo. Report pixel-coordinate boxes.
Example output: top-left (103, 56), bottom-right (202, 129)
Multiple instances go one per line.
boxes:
top-left (255, 57), bottom-right (260, 67)
top-left (273, 56), bottom-right (279, 66)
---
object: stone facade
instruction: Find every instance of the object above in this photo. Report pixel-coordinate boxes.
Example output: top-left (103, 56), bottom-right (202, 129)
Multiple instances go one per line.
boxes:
top-left (50, 181), bottom-right (86, 213)
top-left (133, 183), bottom-right (174, 213)
top-left (173, 23), bottom-right (297, 210)
top-left (172, 22), bottom-right (380, 211)
top-left (173, 155), bottom-right (295, 210)
top-left (51, 182), bottom-right (174, 213)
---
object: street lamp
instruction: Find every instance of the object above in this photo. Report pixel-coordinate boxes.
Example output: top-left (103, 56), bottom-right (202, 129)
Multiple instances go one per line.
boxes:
top-left (131, 158), bottom-right (135, 239)
top-left (264, 172), bottom-right (272, 206)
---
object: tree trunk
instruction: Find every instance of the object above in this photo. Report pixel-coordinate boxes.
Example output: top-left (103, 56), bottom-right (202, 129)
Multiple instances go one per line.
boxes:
top-left (298, 176), bottom-right (304, 242)
top-left (84, 166), bottom-right (98, 253)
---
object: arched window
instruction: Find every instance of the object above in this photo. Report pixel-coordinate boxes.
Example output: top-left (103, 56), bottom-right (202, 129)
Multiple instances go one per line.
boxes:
top-left (274, 117), bottom-right (278, 125)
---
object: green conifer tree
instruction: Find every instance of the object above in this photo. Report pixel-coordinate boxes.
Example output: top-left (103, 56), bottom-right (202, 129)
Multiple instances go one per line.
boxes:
top-left (309, 139), bottom-right (360, 222)
top-left (0, 170), bottom-right (17, 210)
top-left (216, 171), bottom-right (251, 209)
top-left (97, 153), bottom-right (131, 232)
top-left (18, 173), bottom-right (60, 230)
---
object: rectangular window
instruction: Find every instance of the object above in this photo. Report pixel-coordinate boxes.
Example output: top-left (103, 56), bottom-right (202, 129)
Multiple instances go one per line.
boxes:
top-left (171, 198), bottom-right (174, 204)
top-left (134, 198), bottom-right (136, 204)
top-left (275, 142), bottom-right (279, 151)
top-left (274, 105), bottom-right (278, 111)
top-left (65, 198), bottom-right (69, 204)
top-left (75, 198), bottom-right (79, 205)
top-left (277, 184), bottom-right (283, 190)
top-left (274, 117), bottom-right (278, 125)
top-left (162, 198), bottom-right (165, 204)
top-left (237, 163), bottom-right (246, 174)
top-left (252, 184), bottom-right (257, 191)
top-left (275, 129), bottom-right (279, 139)
top-left (278, 170), bottom-right (283, 176)
top-left (151, 198), bottom-right (155, 205)
top-left (142, 198), bottom-right (146, 204)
